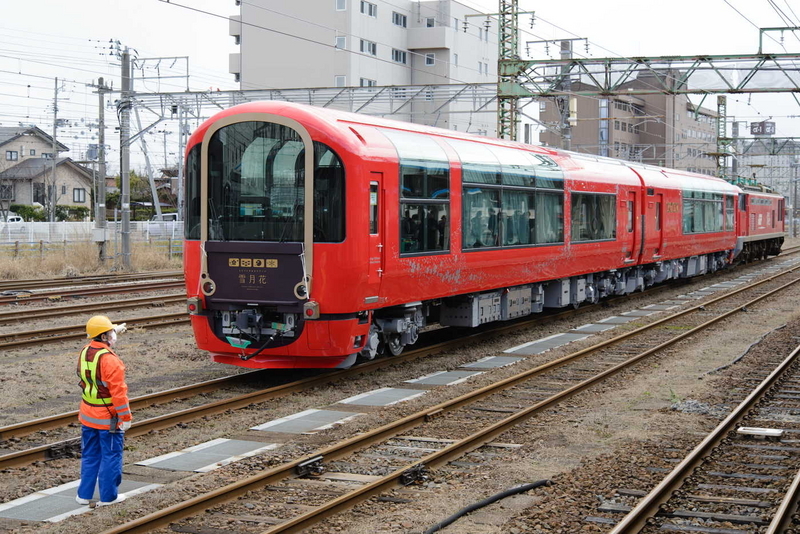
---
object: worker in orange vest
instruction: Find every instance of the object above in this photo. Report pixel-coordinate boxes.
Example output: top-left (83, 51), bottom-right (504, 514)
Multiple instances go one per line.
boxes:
top-left (75, 315), bottom-right (131, 506)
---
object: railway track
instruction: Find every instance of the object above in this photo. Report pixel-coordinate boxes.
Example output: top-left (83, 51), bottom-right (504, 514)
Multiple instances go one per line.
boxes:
top-left (0, 293), bottom-right (184, 324)
top-left (0, 270), bottom-right (182, 292)
top-left (0, 254), bottom-right (797, 471)
top-left (0, 280), bottom-right (184, 305)
top-left (0, 311), bottom-right (190, 349)
top-left (605, 341), bottom-right (800, 533)
top-left (97, 258), bottom-right (800, 533)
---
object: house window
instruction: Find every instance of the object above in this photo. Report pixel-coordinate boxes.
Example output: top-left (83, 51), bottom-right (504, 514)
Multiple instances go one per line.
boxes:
top-left (360, 78), bottom-right (376, 87)
top-left (29, 149), bottom-right (35, 156)
top-left (73, 188), bottom-right (86, 203)
top-left (360, 39), bottom-right (377, 56)
top-left (391, 49), bottom-right (407, 64)
top-left (360, 0), bottom-right (377, 17)
top-left (0, 184), bottom-right (13, 201)
top-left (392, 12), bottom-right (407, 27)
top-left (425, 53), bottom-right (435, 66)
top-left (426, 17), bottom-right (435, 27)
top-left (334, 75), bottom-right (346, 87)
top-left (61, 185), bottom-right (67, 195)
top-left (335, 36), bottom-right (346, 49)
top-left (5, 151), bottom-right (18, 161)
top-left (335, 0), bottom-right (346, 10)
top-left (42, 152), bottom-right (54, 159)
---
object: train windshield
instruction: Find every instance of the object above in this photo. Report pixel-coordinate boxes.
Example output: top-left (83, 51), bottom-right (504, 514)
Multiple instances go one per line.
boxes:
top-left (204, 121), bottom-right (345, 242)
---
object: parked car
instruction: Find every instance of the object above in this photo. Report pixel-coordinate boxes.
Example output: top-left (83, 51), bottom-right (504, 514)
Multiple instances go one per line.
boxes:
top-left (147, 213), bottom-right (180, 237)
top-left (5, 216), bottom-right (23, 223)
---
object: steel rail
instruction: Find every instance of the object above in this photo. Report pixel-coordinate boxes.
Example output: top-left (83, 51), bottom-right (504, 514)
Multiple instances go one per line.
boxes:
top-left (100, 260), bottom-right (800, 533)
top-left (1, 252), bottom-right (796, 470)
top-left (0, 293), bottom-right (184, 324)
top-left (765, 461), bottom-right (800, 534)
top-left (0, 281), bottom-right (184, 305)
top-left (0, 312), bottom-right (190, 349)
top-left (609, 342), bottom-right (800, 534)
top-left (0, 270), bottom-right (182, 291)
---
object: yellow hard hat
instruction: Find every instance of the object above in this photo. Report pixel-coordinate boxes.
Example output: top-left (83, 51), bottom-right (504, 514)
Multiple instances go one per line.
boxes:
top-left (86, 315), bottom-right (118, 339)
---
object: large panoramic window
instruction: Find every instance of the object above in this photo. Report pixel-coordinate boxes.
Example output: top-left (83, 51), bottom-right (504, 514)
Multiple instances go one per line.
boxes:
top-left (383, 129), bottom-right (450, 254)
top-left (445, 139), bottom-right (564, 250)
top-left (204, 121), bottom-right (344, 242)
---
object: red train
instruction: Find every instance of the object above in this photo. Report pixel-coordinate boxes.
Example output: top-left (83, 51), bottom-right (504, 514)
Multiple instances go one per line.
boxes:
top-left (183, 101), bottom-right (785, 369)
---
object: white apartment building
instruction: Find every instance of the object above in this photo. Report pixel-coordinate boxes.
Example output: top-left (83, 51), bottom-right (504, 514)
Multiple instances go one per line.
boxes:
top-left (229, 0), bottom-right (498, 135)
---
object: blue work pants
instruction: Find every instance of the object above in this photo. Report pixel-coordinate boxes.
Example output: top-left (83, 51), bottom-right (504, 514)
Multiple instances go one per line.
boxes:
top-left (77, 425), bottom-right (124, 503)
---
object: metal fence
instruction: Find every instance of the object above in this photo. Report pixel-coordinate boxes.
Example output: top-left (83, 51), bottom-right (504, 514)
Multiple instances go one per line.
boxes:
top-left (0, 221), bottom-right (184, 258)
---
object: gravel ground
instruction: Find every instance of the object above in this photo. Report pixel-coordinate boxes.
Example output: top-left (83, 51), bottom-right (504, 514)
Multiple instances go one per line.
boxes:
top-left (0, 246), bottom-right (798, 533)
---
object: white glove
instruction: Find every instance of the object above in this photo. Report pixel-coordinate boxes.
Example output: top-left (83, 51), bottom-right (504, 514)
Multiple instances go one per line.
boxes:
top-left (114, 323), bottom-right (127, 335)
top-left (120, 420), bottom-right (132, 432)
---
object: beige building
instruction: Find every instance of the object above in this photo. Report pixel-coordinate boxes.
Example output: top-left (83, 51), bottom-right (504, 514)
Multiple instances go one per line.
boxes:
top-left (229, 0), bottom-right (498, 135)
top-left (0, 126), bottom-right (92, 218)
top-left (539, 82), bottom-right (718, 174)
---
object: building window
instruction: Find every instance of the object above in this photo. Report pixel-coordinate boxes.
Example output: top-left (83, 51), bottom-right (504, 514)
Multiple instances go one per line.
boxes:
top-left (426, 17), bottom-right (435, 27)
top-left (73, 188), bottom-right (86, 203)
top-left (614, 120), bottom-right (620, 130)
top-left (0, 184), bottom-right (13, 201)
top-left (335, 0), bottom-right (346, 10)
top-left (360, 0), bottom-right (377, 17)
top-left (360, 39), bottom-right (377, 56)
top-left (453, 53), bottom-right (458, 66)
top-left (334, 75), bottom-right (346, 87)
top-left (42, 152), bottom-right (54, 159)
top-left (335, 36), bottom-right (346, 49)
top-left (5, 151), bottom-right (18, 161)
top-left (61, 185), bottom-right (66, 195)
top-left (425, 53), bottom-right (435, 66)
top-left (392, 12), bottom-right (407, 27)
top-left (29, 149), bottom-right (35, 156)
top-left (391, 49), bottom-right (407, 64)
top-left (360, 78), bottom-right (376, 87)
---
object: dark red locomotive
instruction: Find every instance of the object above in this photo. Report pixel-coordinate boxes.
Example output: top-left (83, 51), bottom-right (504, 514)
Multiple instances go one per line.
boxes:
top-left (183, 101), bottom-right (785, 369)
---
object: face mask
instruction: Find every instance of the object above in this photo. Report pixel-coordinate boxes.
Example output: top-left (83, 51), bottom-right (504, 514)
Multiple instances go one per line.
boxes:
top-left (107, 330), bottom-right (118, 347)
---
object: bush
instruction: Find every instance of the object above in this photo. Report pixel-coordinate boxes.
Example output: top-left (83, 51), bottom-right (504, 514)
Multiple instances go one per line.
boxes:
top-left (10, 205), bottom-right (45, 222)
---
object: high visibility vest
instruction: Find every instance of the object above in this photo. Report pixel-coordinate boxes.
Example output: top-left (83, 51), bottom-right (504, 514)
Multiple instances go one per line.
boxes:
top-left (77, 345), bottom-right (112, 406)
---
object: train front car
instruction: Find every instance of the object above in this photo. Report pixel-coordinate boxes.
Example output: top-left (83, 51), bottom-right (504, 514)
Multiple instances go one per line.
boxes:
top-left (183, 102), bottom-right (366, 369)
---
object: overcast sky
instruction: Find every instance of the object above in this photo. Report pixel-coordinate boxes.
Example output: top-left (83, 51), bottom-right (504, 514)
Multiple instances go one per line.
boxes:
top-left (2, 0), bottom-right (799, 172)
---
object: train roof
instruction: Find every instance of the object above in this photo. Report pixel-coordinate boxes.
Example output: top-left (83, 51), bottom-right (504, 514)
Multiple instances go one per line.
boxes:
top-left (189, 101), bottom-right (743, 194)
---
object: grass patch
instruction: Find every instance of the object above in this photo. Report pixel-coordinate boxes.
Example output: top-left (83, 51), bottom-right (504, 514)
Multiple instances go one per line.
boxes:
top-left (0, 241), bottom-right (181, 279)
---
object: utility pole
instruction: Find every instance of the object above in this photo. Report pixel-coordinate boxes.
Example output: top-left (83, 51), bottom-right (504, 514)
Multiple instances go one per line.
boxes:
top-left (120, 49), bottom-right (132, 270)
top-left (50, 77), bottom-right (58, 222)
top-left (177, 105), bottom-right (185, 221)
top-left (91, 77), bottom-right (111, 261)
top-left (558, 40), bottom-right (573, 151)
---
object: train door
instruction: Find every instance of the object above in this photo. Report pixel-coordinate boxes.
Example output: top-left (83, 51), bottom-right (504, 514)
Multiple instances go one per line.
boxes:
top-left (644, 192), bottom-right (663, 260)
top-left (367, 174), bottom-right (385, 292)
top-left (623, 191), bottom-right (638, 263)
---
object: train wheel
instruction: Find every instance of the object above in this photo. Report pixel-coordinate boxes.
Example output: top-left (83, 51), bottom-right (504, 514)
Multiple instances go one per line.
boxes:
top-left (386, 334), bottom-right (404, 356)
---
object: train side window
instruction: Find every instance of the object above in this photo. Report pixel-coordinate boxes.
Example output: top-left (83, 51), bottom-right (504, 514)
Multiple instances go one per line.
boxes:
top-left (725, 195), bottom-right (735, 230)
top-left (571, 192), bottom-right (616, 242)
top-left (738, 194), bottom-right (746, 211)
top-left (655, 201), bottom-right (662, 231)
top-left (682, 190), bottom-right (724, 234)
top-left (381, 129), bottom-right (450, 255)
top-left (626, 200), bottom-right (634, 232)
top-left (369, 182), bottom-right (379, 234)
top-left (185, 145), bottom-right (201, 240)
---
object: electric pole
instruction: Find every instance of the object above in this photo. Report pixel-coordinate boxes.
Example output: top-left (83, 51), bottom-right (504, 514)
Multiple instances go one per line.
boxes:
top-left (120, 49), bottom-right (132, 270)
top-left (50, 77), bottom-right (58, 222)
top-left (91, 77), bottom-right (111, 261)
